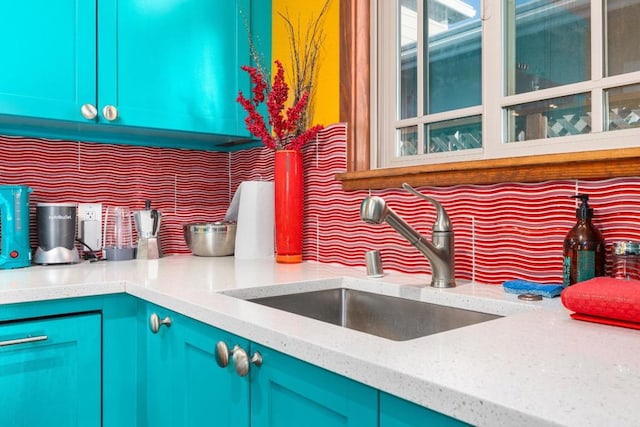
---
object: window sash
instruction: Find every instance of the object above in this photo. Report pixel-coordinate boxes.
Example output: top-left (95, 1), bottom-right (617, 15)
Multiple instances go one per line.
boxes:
top-left (376, 0), bottom-right (640, 170)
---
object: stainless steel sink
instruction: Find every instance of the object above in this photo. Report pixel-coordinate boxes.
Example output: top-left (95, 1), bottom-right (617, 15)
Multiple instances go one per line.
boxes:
top-left (248, 288), bottom-right (501, 341)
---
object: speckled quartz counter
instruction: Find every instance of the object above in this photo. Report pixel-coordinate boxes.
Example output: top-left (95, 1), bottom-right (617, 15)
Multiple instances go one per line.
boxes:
top-left (1, 255), bottom-right (639, 426)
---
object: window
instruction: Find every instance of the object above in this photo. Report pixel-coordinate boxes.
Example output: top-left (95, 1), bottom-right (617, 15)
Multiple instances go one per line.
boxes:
top-left (374, 0), bottom-right (640, 170)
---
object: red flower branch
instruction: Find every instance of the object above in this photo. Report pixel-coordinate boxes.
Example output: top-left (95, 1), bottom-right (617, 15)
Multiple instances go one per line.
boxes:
top-left (237, 60), bottom-right (323, 151)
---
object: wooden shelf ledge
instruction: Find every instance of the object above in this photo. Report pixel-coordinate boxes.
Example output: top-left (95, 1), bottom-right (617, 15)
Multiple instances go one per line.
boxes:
top-left (336, 148), bottom-right (640, 190)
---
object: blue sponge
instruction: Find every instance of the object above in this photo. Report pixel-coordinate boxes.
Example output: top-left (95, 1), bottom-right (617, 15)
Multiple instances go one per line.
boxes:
top-left (503, 279), bottom-right (564, 298)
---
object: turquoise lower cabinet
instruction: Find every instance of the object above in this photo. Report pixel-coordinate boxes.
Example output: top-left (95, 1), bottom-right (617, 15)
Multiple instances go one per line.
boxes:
top-left (380, 392), bottom-right (471, 427)
top-left (143, 304), bottom-right (178, 427)
top-left (102, 295), bottom-right (143, 427)
top-left (250, 344), bottom-right (378, 427)
top-left (0, 294), bottom-right (140, 427)
top-left (175, 313), bottom-right (250, 426)
top-left (142, 303), bottom-right (377, 427)
top-left (142, 304), bottom-right (250, 427)
top-left (0, 295), bottom-right (472, 427)
top-left (0, 312), bottom-right (101, 427)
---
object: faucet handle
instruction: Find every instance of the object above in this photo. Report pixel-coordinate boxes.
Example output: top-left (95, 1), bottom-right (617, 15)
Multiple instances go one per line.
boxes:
top-left (402, 183), bottom-right (451, 232)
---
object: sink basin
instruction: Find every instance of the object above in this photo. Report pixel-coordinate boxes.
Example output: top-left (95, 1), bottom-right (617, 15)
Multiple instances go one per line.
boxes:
top-left (248, 288), bottom-right (501, 341)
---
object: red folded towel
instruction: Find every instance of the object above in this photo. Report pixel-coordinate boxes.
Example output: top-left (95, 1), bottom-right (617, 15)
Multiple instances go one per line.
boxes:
top-left (561, 277), bottom-right (640, 330)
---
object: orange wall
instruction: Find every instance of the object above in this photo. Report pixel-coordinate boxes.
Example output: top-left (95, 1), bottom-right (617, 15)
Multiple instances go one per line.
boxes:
top-left (271, 0), bottom-right (340, 127)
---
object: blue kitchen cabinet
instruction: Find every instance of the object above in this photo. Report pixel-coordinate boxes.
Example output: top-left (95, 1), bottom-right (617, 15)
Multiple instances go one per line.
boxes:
top-left (142, 304), bottom-right (250, 427)
top-left (0, 294), bottom-right (141, 427)
top-left (141, 302), bottom-right (377, 427)
top-left (102, 295), bottom-right (143, 427)
top-left (175, 312), bottom-right (250, 426)
top-left (97, 0), bottom-right (263, 138)
top-left (250, 343), bottom-right (378, 427)
top-left (0, 0), bottom-right (271, 151)
top-left (142, 303), bottom-right (179, 427)
top-left (0, 1), bottom-right (96, 123)
top-left (0, 295), bottom-right (471, 427)
top-left (0, 312), bottom-right (101, 427)
top-left (380, 392), bottom-right (471, 427)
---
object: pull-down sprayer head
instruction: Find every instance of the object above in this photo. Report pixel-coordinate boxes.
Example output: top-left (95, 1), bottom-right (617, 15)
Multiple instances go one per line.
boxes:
top-left (360, 196), bottom-right (389, 225)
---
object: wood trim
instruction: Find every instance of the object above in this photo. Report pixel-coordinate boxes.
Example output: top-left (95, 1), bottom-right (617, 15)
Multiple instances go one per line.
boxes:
top-left (336, 148), bottom-right (640, 190)
top-left (337, 1), bottom-right (639, 190)
top-left (339, 0), bottom-right (370, 172)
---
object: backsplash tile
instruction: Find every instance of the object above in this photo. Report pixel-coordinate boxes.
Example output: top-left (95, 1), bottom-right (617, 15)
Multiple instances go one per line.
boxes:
top-left (1, 127), bottom-right (639, 285)
top-left (0, 135), bottom-right (230, 254)
top-left (237, 124), bottom-right (640, 284)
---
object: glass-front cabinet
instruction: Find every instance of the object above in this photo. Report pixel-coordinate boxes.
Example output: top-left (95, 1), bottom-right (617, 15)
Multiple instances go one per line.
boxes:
top-left (376, 0), bottom-right (640, 168)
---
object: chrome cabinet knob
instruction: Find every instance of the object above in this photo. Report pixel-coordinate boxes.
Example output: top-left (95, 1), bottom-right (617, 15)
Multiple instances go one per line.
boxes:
top-left (81, 104), bottom-right (98, 120)
top-left (215, 341), bottom-right (262, 376)
top-left (102, 105), bottom-right (118, 121)
top-left (231, 346), bottom-right (262, 377)
top-left (215, 341), bottom-right (232, 368)
top-left (149, 313), bottom-right (172, 334)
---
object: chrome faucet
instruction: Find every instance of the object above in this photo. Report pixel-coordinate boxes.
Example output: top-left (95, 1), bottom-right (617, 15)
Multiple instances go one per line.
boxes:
top-left (360, 183), bottom-right (456, 288)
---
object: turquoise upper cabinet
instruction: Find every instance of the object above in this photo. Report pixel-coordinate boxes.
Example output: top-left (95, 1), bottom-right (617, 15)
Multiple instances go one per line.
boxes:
top-left (0, 313), bottom-right (101, 427)
top-left (0, 0), bottom-right (271, 151)
top-left (250, 343), bottom-right (378, 427)
top-left (98, 0), bottom-right (253, 136)
top-left (0, 1), bottom-right (96, 122)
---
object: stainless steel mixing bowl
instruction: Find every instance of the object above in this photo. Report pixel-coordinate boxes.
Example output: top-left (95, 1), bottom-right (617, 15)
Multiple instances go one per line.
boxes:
top-left (183, 222), bottom-right (236, 256)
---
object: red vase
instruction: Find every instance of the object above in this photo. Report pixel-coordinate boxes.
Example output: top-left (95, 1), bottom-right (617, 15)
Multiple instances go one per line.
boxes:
top-left (274, 150), bottom-right (304, 263)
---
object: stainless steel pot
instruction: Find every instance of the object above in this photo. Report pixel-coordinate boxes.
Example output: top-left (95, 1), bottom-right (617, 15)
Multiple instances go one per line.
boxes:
top-left (183, 222), bottom-right (236, 256)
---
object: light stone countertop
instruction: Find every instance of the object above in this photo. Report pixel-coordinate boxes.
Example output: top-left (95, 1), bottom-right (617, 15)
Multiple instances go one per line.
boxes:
top-left (1, 255), bottom-right (638, 427)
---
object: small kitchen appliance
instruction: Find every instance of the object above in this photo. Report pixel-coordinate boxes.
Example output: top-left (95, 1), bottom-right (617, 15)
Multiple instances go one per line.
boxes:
top-left (0, 185), bottom-right (33, 269)
top-left (102, 206), bottom-right (135, 261)
top-left (134, 200), bottom-right (162, 259)
top-left (34, 202), bottom-right (80, 265)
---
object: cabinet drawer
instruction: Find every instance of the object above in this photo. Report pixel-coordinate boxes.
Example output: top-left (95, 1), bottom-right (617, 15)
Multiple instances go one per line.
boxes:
top-left (0, 313), bottom-right (101, 427)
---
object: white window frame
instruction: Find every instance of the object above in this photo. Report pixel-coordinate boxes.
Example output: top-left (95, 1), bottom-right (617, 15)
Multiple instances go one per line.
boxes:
top-left (374, 0), bottom-right (640, 170)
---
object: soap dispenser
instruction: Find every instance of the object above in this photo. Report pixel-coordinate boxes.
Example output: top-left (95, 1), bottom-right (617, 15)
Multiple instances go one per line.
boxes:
top-left (562, 194), bottom-right (605, 286)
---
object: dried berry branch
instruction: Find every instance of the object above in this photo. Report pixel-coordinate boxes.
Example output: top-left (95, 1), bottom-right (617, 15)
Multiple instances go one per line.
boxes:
top-left (278, 0), bottom-right (331, 134)
top-left (240, 10), bottom-right (271, 85)
top-left (237, 2), bottom-right (330, 151)
top-left (237, 61), bottom-right (323, 151)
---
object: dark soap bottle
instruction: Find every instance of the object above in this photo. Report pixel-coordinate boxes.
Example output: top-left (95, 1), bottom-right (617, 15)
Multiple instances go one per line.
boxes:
top-left (562, 194), bottom-right (605, 286)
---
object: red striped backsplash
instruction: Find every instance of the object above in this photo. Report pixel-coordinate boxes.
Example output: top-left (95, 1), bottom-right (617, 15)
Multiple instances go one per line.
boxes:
top-left (1, 125), bottom-right (639, 284)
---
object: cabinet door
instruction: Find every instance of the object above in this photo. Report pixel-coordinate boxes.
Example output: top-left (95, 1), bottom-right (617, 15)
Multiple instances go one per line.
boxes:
top-left (0, 1), bottom-right (96, 122)
top-left (175, 313), bottom-right (250, 427)
top-left (144, 304), bottom-right (178, 427)
top-left (102, 295), bottom-right (143, 427)
top-left (250, 344), bottom-right (378, 427)
top-left (98, 0), bottom-right (254, 136)
top-left (379, 392), bottom-right (471, 427)
top-left (143, 304), bottom-right (251, 427)
top-left (0, 313), bottom-right (101, 427)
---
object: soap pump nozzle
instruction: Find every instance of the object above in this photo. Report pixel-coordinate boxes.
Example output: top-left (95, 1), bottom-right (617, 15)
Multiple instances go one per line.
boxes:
top-left (571, 194), bottom-right (593, 220)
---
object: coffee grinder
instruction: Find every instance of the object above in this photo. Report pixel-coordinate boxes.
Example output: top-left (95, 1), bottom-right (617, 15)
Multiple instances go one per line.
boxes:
top-left (34, 203), bottom-right (80, 264)
top-left (0, 185), bottom-right (32, 269)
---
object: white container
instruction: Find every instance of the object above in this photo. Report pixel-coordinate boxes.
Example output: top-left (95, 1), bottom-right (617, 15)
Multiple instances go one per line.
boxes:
top-left (225, 181), bottom-right (274, 260)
